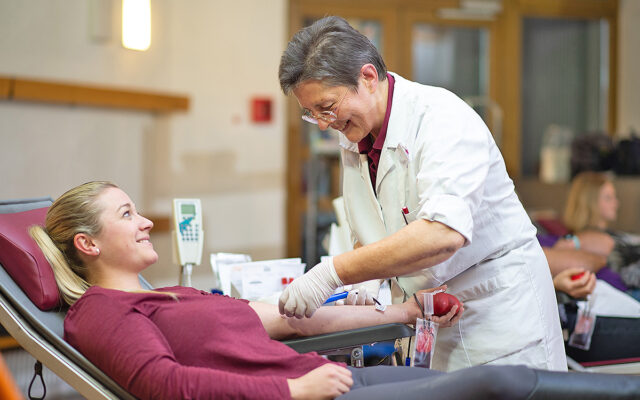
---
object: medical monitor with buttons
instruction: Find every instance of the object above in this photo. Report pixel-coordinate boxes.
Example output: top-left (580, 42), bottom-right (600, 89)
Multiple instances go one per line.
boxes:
top-left (172, 199), bottom-right (204, 268)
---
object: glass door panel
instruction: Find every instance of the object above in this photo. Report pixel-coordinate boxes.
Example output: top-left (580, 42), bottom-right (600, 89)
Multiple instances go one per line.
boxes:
top-left (411, 23), bottom-right (494, 143)
top-left (412, 24), bottom-right (489, 98)
top-left (346, 18), bottom-right (383, 52)
top-left (521, 17), bottom-right (609, 177)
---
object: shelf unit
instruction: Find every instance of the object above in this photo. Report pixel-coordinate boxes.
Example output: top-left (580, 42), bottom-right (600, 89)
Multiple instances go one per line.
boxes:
top-left (303, 127), bottom-right (342, 266)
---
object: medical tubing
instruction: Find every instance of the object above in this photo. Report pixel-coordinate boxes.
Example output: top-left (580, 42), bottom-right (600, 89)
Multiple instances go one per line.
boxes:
top-left (413, 293), bottom-right (425, 319)
top-left (405, 335), bottom-right (413, 366)
top-left (405, 293), bottom-right (426, 367)
top-left (458, 317), bottom-right (473, 367)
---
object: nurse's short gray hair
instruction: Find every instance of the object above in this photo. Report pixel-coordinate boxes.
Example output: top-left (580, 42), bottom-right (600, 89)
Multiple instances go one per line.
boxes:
top-left (279, 16), bottom-right (387, 95)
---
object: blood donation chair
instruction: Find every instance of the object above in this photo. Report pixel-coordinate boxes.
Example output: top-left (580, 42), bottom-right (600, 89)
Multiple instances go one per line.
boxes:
top-left (0, 197), bottom-right (414, 398)
top-left (2, 197), bottom-right (640, 399)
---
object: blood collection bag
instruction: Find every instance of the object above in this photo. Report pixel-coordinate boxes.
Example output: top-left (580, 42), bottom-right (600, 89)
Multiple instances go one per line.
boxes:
top-left (568, 307), bottom-right (596, 351)
top-left (413, 318), bottom-right (438, 368)
top-left (412, 291), bottom-right (441, 368)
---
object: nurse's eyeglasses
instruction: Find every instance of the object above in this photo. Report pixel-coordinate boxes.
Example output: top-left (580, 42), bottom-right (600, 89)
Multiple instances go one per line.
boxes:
top-left (301, 89), bottom-right (348, 125)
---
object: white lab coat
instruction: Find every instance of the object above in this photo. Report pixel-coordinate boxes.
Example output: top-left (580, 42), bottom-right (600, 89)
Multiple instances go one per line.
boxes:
top-left (339, 73), bottom-right (567, 371)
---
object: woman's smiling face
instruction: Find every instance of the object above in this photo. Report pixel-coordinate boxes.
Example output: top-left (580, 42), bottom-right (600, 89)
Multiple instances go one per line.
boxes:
top-left (92, 187), bottom-right (158, 273)
top-left (293, 77), bottom-right (380, 143)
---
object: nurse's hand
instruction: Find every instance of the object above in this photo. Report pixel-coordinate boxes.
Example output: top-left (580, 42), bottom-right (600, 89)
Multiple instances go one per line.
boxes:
top-left (279, 257), bottom-right (344, 318)
top-left (336, 280), bottom-right (379, 306)
top-left (410, 287), bottom-right (464, 328)
top-left (430, 304), bottom-right (463, 327)
top-left (342, 287), bottom-right (375, 305)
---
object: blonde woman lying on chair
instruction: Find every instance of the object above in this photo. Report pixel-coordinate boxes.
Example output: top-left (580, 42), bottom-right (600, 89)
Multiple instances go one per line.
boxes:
top-left (25, 181), bottom-right (566, 400)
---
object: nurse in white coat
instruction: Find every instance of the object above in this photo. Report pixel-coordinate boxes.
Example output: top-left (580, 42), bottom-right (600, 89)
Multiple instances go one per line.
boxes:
top-left (278, 16), bottom-right (566, 371)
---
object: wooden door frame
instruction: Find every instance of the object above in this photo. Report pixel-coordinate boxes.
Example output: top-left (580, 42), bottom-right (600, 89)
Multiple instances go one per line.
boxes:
top-left (285, 1), bottom-right (401, 257)
top-left (496, 0), bottom-right (618, 177)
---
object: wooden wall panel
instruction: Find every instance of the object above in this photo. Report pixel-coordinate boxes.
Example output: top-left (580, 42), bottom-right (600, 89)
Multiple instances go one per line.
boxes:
top-left (0, 76), bottom-right (189, 113)
top-left (0, 78), bottom-right (10, 99)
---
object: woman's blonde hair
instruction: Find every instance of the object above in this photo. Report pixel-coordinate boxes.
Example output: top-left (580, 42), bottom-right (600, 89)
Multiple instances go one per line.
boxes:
top-left (30, 181), bottom-right (117, 305)
top-left (563, 171), bottom-right (611, 232)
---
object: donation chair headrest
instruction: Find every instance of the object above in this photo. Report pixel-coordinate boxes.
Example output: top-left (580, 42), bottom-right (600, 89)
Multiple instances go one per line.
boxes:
top-left (0, 206), bottom-right (62, 310)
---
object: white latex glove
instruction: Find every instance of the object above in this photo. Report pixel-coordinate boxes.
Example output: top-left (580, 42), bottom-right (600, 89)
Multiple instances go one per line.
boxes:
top-left (279, 257), bottom-right (343, 318)
top-left (337, 280), bottom-right (381, 306)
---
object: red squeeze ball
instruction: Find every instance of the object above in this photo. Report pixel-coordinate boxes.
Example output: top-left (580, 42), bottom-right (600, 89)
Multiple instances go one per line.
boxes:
top-left (433, 292), bottom-right (461, 317)
top-left (571, 272), bottom-right (586, 281)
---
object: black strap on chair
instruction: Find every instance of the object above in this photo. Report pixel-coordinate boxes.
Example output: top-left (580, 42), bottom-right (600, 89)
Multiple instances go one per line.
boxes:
top-left (28, 360), bottom-right (46, 400)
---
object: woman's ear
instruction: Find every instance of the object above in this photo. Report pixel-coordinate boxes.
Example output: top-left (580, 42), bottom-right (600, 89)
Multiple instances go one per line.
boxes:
top-left (360, 63), bottom-right (379, 93)
top-left (74, 233), bottom-right (99, 257)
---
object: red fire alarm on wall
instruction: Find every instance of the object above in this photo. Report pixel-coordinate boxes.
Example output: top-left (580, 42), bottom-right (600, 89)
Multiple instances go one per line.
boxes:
top-left (251, 97), bottom-right (272, 123)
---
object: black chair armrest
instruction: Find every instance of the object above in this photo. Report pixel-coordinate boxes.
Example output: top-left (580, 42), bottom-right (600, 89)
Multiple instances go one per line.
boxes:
top-left (282, 323), bottom-right (413, 354)
top-left (530, 368), bottom-right (640, 399)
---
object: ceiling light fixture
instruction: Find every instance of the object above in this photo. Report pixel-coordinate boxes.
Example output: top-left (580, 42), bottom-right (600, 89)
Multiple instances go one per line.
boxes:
top-left (122, 0), bottom-right (151, 51)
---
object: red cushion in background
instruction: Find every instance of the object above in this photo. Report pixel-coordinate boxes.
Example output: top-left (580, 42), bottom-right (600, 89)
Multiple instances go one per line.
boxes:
top-left (0, 207), bottom-right (62, 310)
top-left (536, 217), bottom-right (570, 237)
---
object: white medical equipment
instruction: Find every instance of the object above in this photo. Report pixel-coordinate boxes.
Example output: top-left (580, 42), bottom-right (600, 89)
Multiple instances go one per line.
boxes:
top-left (210, 252), bottom-right (252, 295)
top-left (214, 257), bottom-right (305, 302)
top-left (172, 198), bottom-right (204, 287)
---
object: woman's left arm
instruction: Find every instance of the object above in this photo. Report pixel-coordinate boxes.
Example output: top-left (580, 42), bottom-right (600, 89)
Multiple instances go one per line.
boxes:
top-left (250, 287), bottom-right (463, 340)
top-left (575, 230), bottom-right (615, 257)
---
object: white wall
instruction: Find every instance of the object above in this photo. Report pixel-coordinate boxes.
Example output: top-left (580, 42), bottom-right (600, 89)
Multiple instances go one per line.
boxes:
top-left (0, 0), bottom-right (168, 202)
top-left (0, 0), bottom-right (288, 289)
top-left (0, 103), bottom-right (149, 203)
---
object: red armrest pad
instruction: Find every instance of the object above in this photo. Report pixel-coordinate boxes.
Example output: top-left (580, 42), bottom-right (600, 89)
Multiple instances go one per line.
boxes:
top-left (0, 207), bottom-right (62, 310)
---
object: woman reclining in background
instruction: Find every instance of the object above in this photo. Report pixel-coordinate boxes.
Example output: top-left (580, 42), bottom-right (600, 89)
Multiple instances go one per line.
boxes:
top-left (28, 181), bottom-right (541, 400)
top-left (561, 171), bottom-right (640, 301)
top-left (536, 171), bottom-right (640, 365)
